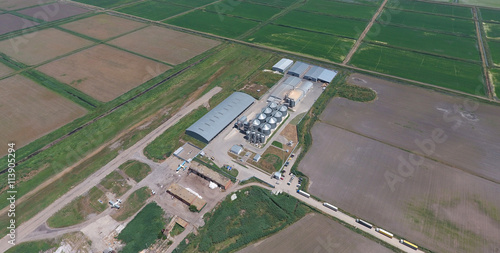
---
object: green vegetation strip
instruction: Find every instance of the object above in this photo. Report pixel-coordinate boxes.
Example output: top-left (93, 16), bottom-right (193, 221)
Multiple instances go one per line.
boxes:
top-left (120, 160), bottom-right (151, 182)
top-left (298, 0), bottom-right (378, 20)
top-left (365, 25), bottom-right (480, 61)
top-left (246, 24), bottom-right (355, 63)
top-left (5, 240), bottom-right (57, 253)
top-left (386, 0), bottom-right (473, 18)
top-left (490, 68), bottom-right (500, 98)
top-left (165, 10), bottom-right (259, 38)
top-left (117, 0), bottom-right (191, 21)
top-left (118, 202), bottom-right (166, 253)
top-left (173, 186), bottom-right (311, 253)
top-left (170, 223), bottom-right (185, 237)
top-left (349, 43), bottom-right (485, 96)
top-left (271, 141), bottom-right (283, 149)
top-left (205, 1), bottom-right (282, 21)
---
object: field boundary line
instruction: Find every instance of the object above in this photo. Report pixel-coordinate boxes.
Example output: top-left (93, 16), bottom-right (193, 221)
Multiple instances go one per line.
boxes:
top-left (159, 0), bottom-right (224, 22)
top-left (343, 0), bottom-right (388, 65)
top-left (473, 7), bottom-right (494, 99)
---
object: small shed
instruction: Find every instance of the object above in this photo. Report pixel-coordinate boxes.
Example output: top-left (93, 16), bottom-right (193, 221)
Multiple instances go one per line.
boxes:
top-left (230, 145), bottom-right (243, 155)
top-left (253, 154), bottom-right (261, 162)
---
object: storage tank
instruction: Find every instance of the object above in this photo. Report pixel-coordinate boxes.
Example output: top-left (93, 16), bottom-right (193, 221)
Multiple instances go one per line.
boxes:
top-left (260, 134), bottom-right (266, 143)
top-left (266, 117), bottom-right (277, 129)
top-left (251, 119), bottom-right (261, 131)
top-left (273, 111), bottom-right (283, 122)
top-left (257, 113), bottom-right (267, 121)
top-left (289, 99), bottom-right (296, 108)
top-left (268, 102), bottom-right (278, 110)
top-left (262, 107), bottom-right (273, 116)
top-left (261, 123), bottom-right (271, 136)
top-left (279, 105), bottom-right (288, 116)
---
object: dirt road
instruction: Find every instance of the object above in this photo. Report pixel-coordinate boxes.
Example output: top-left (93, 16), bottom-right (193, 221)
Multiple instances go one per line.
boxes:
top-left (342, 0), bottom-right (388, 65)
top-left (0, 87), bottom-right (222, 252)
top-left (473, 7), bottom-right (493, 99)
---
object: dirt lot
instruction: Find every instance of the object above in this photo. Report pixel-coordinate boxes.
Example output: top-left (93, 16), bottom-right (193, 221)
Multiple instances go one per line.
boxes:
top-left (37, 44), bottom-right (171, 102)
top-left (298, 74), bottom-right (500, 253)
top-left (0, 13), bottom-right (38, 35)
top-left (0, 28), bottom-right (93, 66)
top-left (238, 213), bottom-right (393, 253)
top-left (0, 75), bottom-right (87, 156)
top-left (0, 62), bottom-right (14, 77)
top-left (17, 2), bottom-right (89, 22)
top-left (109, 26), bottom-right (221, 65)
top-left (60, 14), bottom-right (146, 40)
top-left (0, 0), bottom-right (50, 10)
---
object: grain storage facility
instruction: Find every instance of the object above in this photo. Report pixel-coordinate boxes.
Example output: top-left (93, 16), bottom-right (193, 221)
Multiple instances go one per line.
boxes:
top-left (272, 58), bottom-right (293, 73)
top-left (318, 69), bottom-right (337, 83)
top-left (288, 61), bottom-right (310, 77)
top-left (304, 66), bottom-right (338, 83)
top-left (186, 92), bottom-right (255, 143)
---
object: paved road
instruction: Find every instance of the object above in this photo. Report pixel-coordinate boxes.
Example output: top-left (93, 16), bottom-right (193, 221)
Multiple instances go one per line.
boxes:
top-left (0, 87), bottom-right (222, 252)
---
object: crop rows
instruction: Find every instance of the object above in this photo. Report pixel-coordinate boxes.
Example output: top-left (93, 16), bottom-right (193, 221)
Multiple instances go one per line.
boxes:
top-left (205, 1), bottom-right (282, 21)
top-left (298, 0), bottom-right (378, 20)
top-left (386, 0), bottom-right (472, 18)
top-left (117, 1), bottom-right (190, 21)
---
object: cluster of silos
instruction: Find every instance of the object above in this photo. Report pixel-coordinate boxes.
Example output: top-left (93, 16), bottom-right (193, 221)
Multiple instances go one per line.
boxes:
top-left (245, 102), bottom-right (288, 144)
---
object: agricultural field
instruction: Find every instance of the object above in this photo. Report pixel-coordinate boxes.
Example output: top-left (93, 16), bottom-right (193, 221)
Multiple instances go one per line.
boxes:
top-left (349, 43), bottom-right (484, 95)
top-left (459, 0), bottom-right (500, 8)
top-left (0, 28), bottom-right (93, 66)
top-left (298, 74), bottom-right (500, 253)
top-left (0, 75), bottom-right (87, 157)
top-left (490, 68), bottom-right (500, 98)
top-left (238, 213), bottom-right (393, 253)
top-left (480, 8), bottom-right (500, 23)
top-left (244, 0), bottom-right (301, 7)
top-left (273, 10), bottom-right (369, 38)
top-left (119, 160), bottom-right (151, 182)
top-left (484, 22), bottom-right (500, 40)
top-left (36, 44), bottom-right (171, 102)
top-left (17, 2), bottom-right (89, 22)
top-left (108, 26), bottom-right (221, 65)
top-left (0, 13), bottom-right (38, 35)
top-left (116, 0), bottom-right (190, 21)
top-left (386, 0), bottom-right (473, 18)
top-left (0, 0), bottom-right (51, 10)
top-left (73, 0), bottom-right (138, 8)
top-left (0, 63), bottom-right (14, 77)
top-left (298, 0), bottom-right (378, 19)
top-left (364, 25), bottom-right (480, 61)
top-left (157, 0), bottom-right (218, 7)
top-left (377, 9), bottom-right (477, 37)
top-left (205, 1), bottom-right (282, 21)
top-left (173, 186), bottom-right (310, 253)
top-left (165, 9), bottom-right (259, 38)
top-left (488, 40), bottom-right (500, 66)
top-left (60, 14), bottom-right (146, 40)
top-left (246, 25), bottom-right (355, 62)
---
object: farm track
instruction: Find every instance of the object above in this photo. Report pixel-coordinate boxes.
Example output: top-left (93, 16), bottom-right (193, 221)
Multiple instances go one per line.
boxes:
top-left (343, 0), bottom-right (388, 64)
top-left (473, 7), bottom-right (494, 99)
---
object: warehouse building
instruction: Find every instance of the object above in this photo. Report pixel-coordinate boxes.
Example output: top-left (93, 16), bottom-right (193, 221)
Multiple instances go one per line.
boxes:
top-left (188, 163), bottom-right (233, 190)
top-left (304, 66), bottom-right (338, 83)
top-left (286, 81), bottom-right (313, 106)
top-left (186, 92), bottom-right (255, 143)
top-left (167, 183), bottom-right (206, 211)
top-left (267, 76), bottom-right (303, 102)
top-left (318, 69), bottom-right (337, 83)
top-left (288, 61), bottom-right (310, 77)
top-left (272, 58), bottom-right (293, 73)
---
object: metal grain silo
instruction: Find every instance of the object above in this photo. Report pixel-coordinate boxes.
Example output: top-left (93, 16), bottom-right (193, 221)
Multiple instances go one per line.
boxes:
top-left (268, 102), bottom-right (278, 110)
top-left (257, 113), bottom-right (267, 121)
top-left (273, 111), bottom-right (283, 122)
top-left (252, 119), bottom-right (261, 129)
top-left (266, 117), bottom-right (277, 129)
top-left (261, 123), bottom-right (271, 136)
top-left (279, 105), bottom-right (288, 116)
top-left (262, 107), bottom-right (273, 116)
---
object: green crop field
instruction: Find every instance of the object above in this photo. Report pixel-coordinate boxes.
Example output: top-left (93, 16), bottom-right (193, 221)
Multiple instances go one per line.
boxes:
top-left (488, 40), bottom-right (500, 66)
top-left (117, 1), bottom-right (190, 21)
top-left (298, 0), bottom-right (378, 20)
top-left (490, 68), bottom-right (500, 98)
top-left (165, 10), bottom-right (259, 38)
top-left (365, 25), bottom-right (480, 61)
top-left (73, 0), bottom-right (137, 8)
top-left (484, 23), bottom-right (500, 40)
top-left (460, 0), bottom-right (500, 8)
top-left (246, 25), bottom-right (355, 62)
top-left (349, 43), bottom-right (485, 96)
top-left (386, 0), bottom-right (473, 18)
top-left (480, 8), bottom-right (500, 23)
top-left (205, 1), bottom-right (282, 21)
top-left (377, 9), bottom-right (477, 37)
top-left (274, 11), bottom-right (369, 38)
top-left (245, 0), bottom-right (300, 8)
top-left (155, 0), bottom-right (218, 7)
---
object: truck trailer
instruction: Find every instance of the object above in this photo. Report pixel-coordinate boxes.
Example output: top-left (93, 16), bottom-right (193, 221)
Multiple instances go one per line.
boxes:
top-left (356, 219), bottom-right (373, 229)
top-left (375, 228), bottom-right (393, 238)
top-left (323, 202), bottom-right (338, 211)
top-left (296, 190), bottom-right (310, 198)
top-left (400, 239), bottom-right (418, 250)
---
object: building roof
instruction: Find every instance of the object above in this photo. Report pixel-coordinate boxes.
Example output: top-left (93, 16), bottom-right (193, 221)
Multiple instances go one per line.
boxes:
top-left (298, 81), bottom-right (313, 93)
top-left (230, 145), bottom-right (243, 155)
top-left (282, 76), bottom-right (302, 87)
top-left (269, 83), bottom-right (294, 101)
top-left (189, 163), bottom-right (232, 189)
top-left (287, 89), bottom-right (304, 101)
top-left (186, 92), bottom-right (255, 143)
top-left (167, 183), bottom-right (206, 211)
top-left (318, 69), bottom-right (337, 83)
top-left (272, 58), bottom-right (293, 71)
top-left (304, 66), bottom-right (324, 80)
top-left (288, 61), bottom-right (310, 76)
top-left (253, 154), bottom-right (261, 162)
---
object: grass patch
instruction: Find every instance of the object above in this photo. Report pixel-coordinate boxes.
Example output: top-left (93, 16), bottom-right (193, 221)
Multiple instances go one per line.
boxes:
top-left (490, 68), bottom-right (500, 98)
top-left (337, 83), bottom-right (377, 102)
top-left (484, 23), bottom-right (500, 40)
top-left (47, 187), bottom-right (106, 228)
top-left (111, 187), bottom-right (151, 222)
top-left (144, 106), bottom-right (208, 161)
top-left (119, 160), bottom-right (152, 183)
top-left (488, 40), bottom-right (500, 66)
top-left (246, 24), bottom-right (355, 63)
top-left (271, 141), bottom-right (283, 149)
top-left (5, 240), bottom-right (57, 253)
top-left (377, 9), bottom-right (476, 37)
top-left (289, 112), bottom-right (306, 126)
top-left (386, 0), bottom-right (473, 18)
top-left (349, 43), bottom-right (485, 96)
top-left (170, 223), bottom-right (185, 237)
top-left (205, 1), bottom-right (282, 21)
top-left (117, 1), bottom-right (191, 21)
top-left (165, 10), bottom-right (259, 38)
top-left (299, 0), bottom-right (378, 20)
top-left (480, 8), bottom-right (500, 23)
top-left (365, 25), bottom-right (480, 61)
top-left (100, 170), bottom-right (131, 196)
top-left (118, 202), bottom-right (166, 253)
top-left (172, 186), bottom-right (311, 253)
top-left (255, 147), bottom-right (285, 174)
top-left (73, 0), bottom-right (136, 8)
